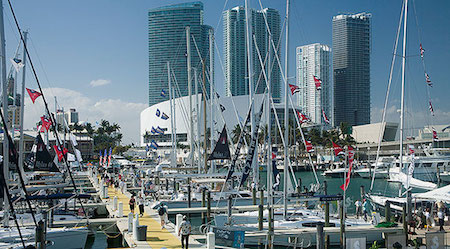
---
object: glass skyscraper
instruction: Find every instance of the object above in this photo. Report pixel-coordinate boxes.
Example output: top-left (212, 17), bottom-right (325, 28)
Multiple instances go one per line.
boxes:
top-left (332, 13), bottom-right (371, 126)
top-left (296, 43), bottom-right (331, 125)
top-left (223, 7), bottom-right (281, 102)
top-left (148, 2), bottom-right (213, 106)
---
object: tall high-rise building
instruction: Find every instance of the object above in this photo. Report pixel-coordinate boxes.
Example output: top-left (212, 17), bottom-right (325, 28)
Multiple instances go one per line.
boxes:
top-left (296, 43), bottom-right (331, 125)
top-left (148, 2), bottom-right (213, 106)
top-left (333, 13), bottom-right (371, 126)
top-left (223, 7), bottom-right (281, 102)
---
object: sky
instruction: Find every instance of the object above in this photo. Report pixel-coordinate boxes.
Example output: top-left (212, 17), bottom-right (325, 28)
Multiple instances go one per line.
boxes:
top-left (3, 0), bottom-right (450, 144)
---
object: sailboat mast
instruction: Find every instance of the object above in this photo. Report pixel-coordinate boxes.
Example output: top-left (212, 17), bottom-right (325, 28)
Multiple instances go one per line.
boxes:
top-left (18, 31), bottom-right (27, 184)
top-left (186, 26), bottom-right (194, 170)
top-left (0, 0), bottom-right (9, 215)
top-left (195, 68), bottom-right (201, 173)
top-left (244, 0), bottom-right (258, 187)
top-left (167, 61), bottom-right (176, 167)
top-left (399, 0), bottom-right (408, 196)
top-left (283, 0), bottom-right (290, 219)
top-left (202, 61), bottom-right (207, 172)
top-left (209, 30), bottom-right (215, 173)
top-left (267, 33), bottom-right (273, 233)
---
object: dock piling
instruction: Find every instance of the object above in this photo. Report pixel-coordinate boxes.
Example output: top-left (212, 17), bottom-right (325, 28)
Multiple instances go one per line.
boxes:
top-left (133, 214), bottom-right (139, 240)
top-left (113, 196), bottom-right (118, 211)
top-left (207, 231), bottom-right (215, 249)
top-left (316, 222), bottom-right (324, 249)
top-left (128, 213), bottom-right (133, 233)
top-left (258, 189), bottom-right (263, 231)
top-left (187, 177), bottom-right (192, 208)
top-left (339, 200), bottom-right (345, 247)
top-left (207, 190), bottom-right (211, 224)
top-left (118, 202), bottom-right (123, 217)
top-left (385, 200), bottom-right (391, 222)
top-left (252, 186), bottom-right (257, 205)
top-left (176, 214), bottom-right (183, 236)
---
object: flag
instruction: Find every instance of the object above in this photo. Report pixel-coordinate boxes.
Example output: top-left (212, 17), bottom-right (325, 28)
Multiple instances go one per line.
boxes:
top-left (70, 134), bottom-right (78, 147)
top-left (151, 127), bottom-right (157, 134)
top-left (99, 151), bottom-right (102, 166)
top-left (271, 152), bottom-right (276, 160)
top-left (40, 116), bottom-right (52, 132)
top-left (322, 109), bottom-right (330, 124)
top-left (150, 140), bottom-right (158, 150)
top-left (145, 144), bottom-right (149, 152)
top-left (161, 112), bottom-right (169, 120)
top-left (156, 109), bottom-right (161, 117)
top-left (103, 149), bottom-right (107, 166)
top-left (288, 84), bottom-right (300, 95)
top-left (160, 89), bottom-right (167, 98)
top-left (215, 92), bottom-right (220, 99)
top-left (75, 149), bottom-right (83, 162)
top-left (305, 140), bottom-right (314, 153)
top-left (10, 58), bottom-right (24, 72)
top-left (26, 88), bottom-right (42, 104)
top-left (53, 145), bottom-right (64, 162)
top-left (429, 101), bottom-right (434, 116)
top-left (296, 110), bottom-right (309, 124)
top-left (156, 126), bottom-right (165, 135)
top-left (67, 153), bottom-right (76, 162)
top-left (420, 43), bottom-right (425, 58)
top-left (432, 127), bottom-right (438, 142)
top-left (107, 148), bottom-right (112, 167)
top-left (272, 159), bottom-right (280, 190)
top-left (313, 75), bottom-right (322, 90)
top-left (425, 73), bottom-right (432, 86)
top-left (332, 142), bottom-right (345, 157)
top-left (220, 104), bottom-right (226, 112)
top-left (340, 146), bottom-right (354, 191)
top-left (208, 125), bottom-right (231, 160)
top-left (408, 144), bottom-right (415, 155)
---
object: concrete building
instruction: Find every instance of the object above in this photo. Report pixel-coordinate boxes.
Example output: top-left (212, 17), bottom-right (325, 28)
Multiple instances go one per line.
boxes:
top-left (55, 108), bottom-right (79, 127)
top-left (296, 43), bottom-right (331, 125)
top-left (140, 94), bottom-right (302, 146)
top-left (223, 6), bottom-right (281, 102)
top-left (148, 2), bottom-right (213, 107)
top-left (333, 13), bottom-right (371, 126)
top-left (352, 122), bottom-right (398, 144)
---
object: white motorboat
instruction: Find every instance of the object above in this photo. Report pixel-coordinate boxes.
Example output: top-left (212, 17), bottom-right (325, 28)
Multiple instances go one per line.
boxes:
top-left (0, 226), bottom-right (89, 249)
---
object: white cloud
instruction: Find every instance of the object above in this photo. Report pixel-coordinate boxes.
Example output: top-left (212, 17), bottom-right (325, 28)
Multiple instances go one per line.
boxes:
top-left (89, 79), bottom-right (111, 87)
top-left (24, 87), bottom-right (147, 145)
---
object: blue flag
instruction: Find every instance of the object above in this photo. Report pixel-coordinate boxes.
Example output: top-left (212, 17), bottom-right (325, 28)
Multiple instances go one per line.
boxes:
top-left (161, 89), bottom-right (167, 98)
top-left (161, 112), bottom-right (169, 120)
top-left (156, 109), bottom-right (161, 117)
top-left (150, 140), bottom-right (158, 150)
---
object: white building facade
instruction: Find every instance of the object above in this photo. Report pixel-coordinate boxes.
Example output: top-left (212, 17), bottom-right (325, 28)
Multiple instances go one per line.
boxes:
top-left (296, 43), bottom-right (331, 125)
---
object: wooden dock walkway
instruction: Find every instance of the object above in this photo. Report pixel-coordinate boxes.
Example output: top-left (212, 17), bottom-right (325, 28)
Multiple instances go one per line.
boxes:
top-left (89, 172), bottom-right (206, 249)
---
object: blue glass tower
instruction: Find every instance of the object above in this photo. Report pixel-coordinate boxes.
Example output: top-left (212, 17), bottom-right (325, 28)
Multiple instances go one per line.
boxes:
top-left (148, 2), bottom-right (213, 106)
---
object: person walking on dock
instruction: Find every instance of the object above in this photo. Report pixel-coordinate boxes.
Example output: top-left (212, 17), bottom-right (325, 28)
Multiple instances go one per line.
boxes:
top-left (178, 215), bottom-right (191, 249)
top-left (138, 194), bottom-right (145, 217)
top-left (129, 195), bottom-right (136, 213)
top-left (362, 199), bottom-right (371, 221)
top-left (438, 208), bottom-right (445, 232)
top-left (355, 199), bottom-right (362, 218)
top-left (158, 204), bottom-right (167, 228)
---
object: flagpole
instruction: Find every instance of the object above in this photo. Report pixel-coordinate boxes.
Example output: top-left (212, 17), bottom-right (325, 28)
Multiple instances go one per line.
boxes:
top-left (194, 68), bottom-right (201, 173)
top-left (18, 31), bottom-right (27, 185)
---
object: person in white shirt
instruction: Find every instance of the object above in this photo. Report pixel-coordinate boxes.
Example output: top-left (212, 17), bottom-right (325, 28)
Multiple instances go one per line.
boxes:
top-left (137, 194), bottom-right (144, 217)
top-left (355, 200), bottom-right (362, 218)
top-left (178, 215), bottom-right (191, 249)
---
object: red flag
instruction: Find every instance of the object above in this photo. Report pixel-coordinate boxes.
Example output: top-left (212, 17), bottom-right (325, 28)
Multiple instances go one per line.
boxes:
top-left (271, 152), bottom-right (276, 159)
top-left (433, 127), bottom-right (438, 142)
top-left (305, 140), bottom-right (314, 153)
top-left (26, 88), bottom-right (42, 104)
top-left (340, 146), bottom-right (355, 191)
top-left (289, 84), bottom-right (300, 95)
top-left (332, 142), bottom-right (345, 157)
top-left (322, 109), bottom-right (330, 124)
top-left (313, 76), bottom-right (322, 90)
top-left (53, 145), bottom-right (64, 162)
top-left (40, 116), bottom-right (52, 132)
top-left (420, 43), bottom-right (425, 58)
top-left (425, 73), bottom-right (432, 86)
top-left (408, 144), bottom-right (415, 155)
top-left (429, 101), bottom-right (434, 116)
top-left (296, 110), bottom-right (309, 124)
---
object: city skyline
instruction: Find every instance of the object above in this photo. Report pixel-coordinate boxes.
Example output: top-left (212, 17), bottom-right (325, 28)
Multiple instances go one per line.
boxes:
top-left (5, 0), bottom-right (449, 144)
